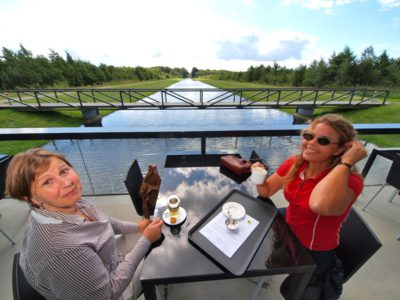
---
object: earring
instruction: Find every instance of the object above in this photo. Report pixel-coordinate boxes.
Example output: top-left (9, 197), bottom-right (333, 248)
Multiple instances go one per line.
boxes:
top-left (39, 202), bottom-right (44, 209)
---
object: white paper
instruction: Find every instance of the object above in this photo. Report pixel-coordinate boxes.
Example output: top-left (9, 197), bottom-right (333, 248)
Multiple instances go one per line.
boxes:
top-left (199, 211), bottom-right (259, 258)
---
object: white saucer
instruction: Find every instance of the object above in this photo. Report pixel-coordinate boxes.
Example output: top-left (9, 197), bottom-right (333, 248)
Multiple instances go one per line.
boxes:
top-left (162, 207), bottom-right (187, 226)
top-left (222, 202), bottom-right (246, 220)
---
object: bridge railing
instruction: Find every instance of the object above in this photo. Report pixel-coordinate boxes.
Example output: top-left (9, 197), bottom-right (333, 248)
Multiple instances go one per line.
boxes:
top-left (0, 87), bottom-right (389, 110)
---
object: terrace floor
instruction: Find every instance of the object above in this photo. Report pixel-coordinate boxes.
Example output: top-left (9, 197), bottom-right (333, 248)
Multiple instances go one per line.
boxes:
top-left (1, 146), bottom-right (400, 299)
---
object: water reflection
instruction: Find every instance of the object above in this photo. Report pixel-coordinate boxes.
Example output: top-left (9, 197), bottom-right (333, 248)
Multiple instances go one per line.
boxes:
top-left (154, 166), bottom-right (258, 239)
top-left (45, 79), bottom-right (301, 195)
top-left (102, 103), bottom-right (292, 128)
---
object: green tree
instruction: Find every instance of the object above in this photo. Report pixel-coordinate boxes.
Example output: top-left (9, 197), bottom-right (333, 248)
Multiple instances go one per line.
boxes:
top-left (377, 50), bottom-right (392, 86)
top-left (292, 64), bottom-right (306, 86)
top-left (328, 46), bottom-right (357, 86)
top-left (191, 67), bottom-right (199, 78)
top-left (0, 47), bottom-right (17, 88)
top-left (357, 46), bottom-right (379, 86)
top-left (246, 66), bottom-right (254, 81)
top-left (48, 49), bottom-right (67, 83)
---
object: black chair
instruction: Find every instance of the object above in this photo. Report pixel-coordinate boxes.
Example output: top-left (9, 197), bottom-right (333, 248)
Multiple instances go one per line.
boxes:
top-left (336, 207), bottom-right (382, 283)
top-left (0, 154), bottom-right (13, 199)
top-left (0, 154), bottom-right (15, 245)
top-left (249, 150), bottom-right (261, 161)
top-left (251, 207), bottom-right (381, 299)
top-left (12, 253), bottom-right (45, 300)
top-left (362, 159), bottom-right (400, 210)
top-left (124, 160), bottom-right (144, 216)
top-left (249, 150), bottom-right (269, 170)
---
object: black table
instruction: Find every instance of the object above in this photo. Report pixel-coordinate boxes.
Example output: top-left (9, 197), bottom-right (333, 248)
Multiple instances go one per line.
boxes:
top-left (140, 166), bottom-right (316, 300)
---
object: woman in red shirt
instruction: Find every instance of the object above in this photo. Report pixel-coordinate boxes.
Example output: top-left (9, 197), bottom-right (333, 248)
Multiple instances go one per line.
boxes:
top-left (254, 114), bottom-right (367, 299)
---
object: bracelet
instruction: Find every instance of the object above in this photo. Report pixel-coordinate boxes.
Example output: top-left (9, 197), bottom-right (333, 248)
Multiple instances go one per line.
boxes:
top-left (338, 161), bottom-right (352, 169)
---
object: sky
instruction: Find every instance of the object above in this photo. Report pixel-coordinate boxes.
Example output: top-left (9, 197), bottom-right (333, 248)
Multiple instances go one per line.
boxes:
top-left (0, 0), bottom-right (399, 72)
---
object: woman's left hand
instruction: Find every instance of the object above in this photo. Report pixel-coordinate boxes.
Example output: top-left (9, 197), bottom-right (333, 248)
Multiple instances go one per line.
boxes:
top-left (138, 218), bottom-right (152, 233)
top-left (341, 140), bottom-right (368, 165)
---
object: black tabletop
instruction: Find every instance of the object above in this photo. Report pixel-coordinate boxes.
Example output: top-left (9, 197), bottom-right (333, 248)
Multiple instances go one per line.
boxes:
top-left (141, 165), bottom-right (315, 284)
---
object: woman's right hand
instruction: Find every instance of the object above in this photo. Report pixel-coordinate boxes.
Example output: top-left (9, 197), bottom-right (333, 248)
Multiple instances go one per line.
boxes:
top-left (143, 218), bottom-right (163, 243)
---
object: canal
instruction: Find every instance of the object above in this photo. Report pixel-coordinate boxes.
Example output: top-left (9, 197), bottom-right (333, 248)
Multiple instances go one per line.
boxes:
top-left (45, 79), bottom-right (302, 195)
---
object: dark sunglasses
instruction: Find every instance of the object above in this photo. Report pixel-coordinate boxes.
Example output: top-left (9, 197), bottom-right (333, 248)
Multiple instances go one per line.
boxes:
top-left (302, 131), bottom-right (339, 146)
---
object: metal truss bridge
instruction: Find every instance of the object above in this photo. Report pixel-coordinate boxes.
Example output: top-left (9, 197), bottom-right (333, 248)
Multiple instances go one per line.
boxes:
top-left (0, 87), bottom-right (389, 111)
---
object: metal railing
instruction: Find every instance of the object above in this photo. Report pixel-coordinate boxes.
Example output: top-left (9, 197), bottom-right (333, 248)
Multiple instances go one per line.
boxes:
top-left (0, 87), bottom-right (389, 110)
top-left (1, 124), bottom-right (399, 196)
top-left (2, 123), bottom-right (400, 154)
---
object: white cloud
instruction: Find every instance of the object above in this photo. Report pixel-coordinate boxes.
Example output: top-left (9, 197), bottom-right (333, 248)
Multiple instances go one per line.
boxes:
top-left (378, 0), bottom-right (400, 9)
top-left (1, 0), bottom-right (322, 71)
top-left (216, 29), bottom-right (318, 68)
top-left (281, 0), bottom-right (353, 12)
top-left (1, 0), bottom-right (224, 70)
top-left (280, 0), bottom-right (400, 12)
top-left (241, 0), bottom-right (260, 8)
top-left (215, 22), bottom-right (320, 68)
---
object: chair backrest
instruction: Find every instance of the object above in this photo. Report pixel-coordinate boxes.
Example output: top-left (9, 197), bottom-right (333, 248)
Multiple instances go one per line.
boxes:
top-left (386, 159), bottom-right (400, 189)
top-left (249, 150), bottom-right (261, 161)
top-left (249, 150), bottom-right (269, 170)
top-left (336, 207), bottom-right (382, 283)
top-left (12, 253), bottom-right (45, 300)
top-left (124, 160), bottom-right (144, 216)
top-left (0, 155), bottom-right (13, 199)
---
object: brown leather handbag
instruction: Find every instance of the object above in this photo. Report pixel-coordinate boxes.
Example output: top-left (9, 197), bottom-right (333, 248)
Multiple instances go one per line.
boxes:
top-left (220, 155), bottom-right (252, 176)
top-left (139, 164), bottom-right (161, 219)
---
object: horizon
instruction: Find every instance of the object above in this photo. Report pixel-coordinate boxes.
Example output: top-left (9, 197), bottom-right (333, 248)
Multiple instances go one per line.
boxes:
top-left (1, 0), bottom-right (399, 72)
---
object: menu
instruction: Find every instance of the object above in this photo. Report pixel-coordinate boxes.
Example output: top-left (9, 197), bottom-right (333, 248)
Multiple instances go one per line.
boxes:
top-left (199, 211), bottom-right (259, 258)
top-left (188, 189), bottom-right (278, 275)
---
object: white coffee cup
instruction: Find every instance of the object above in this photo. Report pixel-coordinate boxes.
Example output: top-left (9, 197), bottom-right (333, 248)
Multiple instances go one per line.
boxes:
top-left (250, 166), bottom-right (268, 185)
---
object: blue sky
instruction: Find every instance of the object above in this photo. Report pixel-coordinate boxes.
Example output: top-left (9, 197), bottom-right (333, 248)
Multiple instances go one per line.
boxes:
top-left (0, 0), bottom-right (399, 71)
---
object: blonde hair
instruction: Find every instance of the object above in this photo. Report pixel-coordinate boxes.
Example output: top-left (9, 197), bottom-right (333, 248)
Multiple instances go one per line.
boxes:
top-left (284, 114), bottom-right (357, 185)
top-left (5, 148), bottom-right (71, 204)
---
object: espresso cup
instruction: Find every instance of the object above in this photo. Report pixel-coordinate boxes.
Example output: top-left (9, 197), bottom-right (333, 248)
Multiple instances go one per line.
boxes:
top-left (250, 166), bottom-right (268, 185)
top-left (168, 195), bottom-right (180, 215)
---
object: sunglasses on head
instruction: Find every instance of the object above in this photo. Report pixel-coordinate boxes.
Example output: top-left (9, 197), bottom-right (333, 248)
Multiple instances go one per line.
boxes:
top-left (301, 131), bottom-right (340, 146)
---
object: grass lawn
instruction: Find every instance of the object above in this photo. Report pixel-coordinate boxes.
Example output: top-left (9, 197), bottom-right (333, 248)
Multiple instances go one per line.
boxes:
top-left (199, 79), bottom-right (400, 147)
top-left (0, 79), bottom-right (180, 154)
top-left (0, 79), bottom-right (182, 104)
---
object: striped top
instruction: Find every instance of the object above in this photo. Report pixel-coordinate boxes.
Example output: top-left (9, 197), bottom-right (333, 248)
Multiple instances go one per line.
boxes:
top-left (20, 199), bottom-right (151, 300)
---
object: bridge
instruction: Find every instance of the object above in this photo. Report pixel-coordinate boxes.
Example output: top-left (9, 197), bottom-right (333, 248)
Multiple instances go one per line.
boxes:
top-left (0, 87), bottom-right (389, 111)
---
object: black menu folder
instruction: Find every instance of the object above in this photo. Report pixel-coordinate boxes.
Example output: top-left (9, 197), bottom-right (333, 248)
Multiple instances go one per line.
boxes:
top-left (188, 189), bottom-right (277, 276)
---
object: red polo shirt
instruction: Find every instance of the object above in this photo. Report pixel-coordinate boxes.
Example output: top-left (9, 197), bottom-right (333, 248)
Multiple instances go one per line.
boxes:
top-left (276, 157), bottom-right (364, 251)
